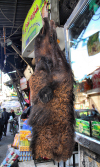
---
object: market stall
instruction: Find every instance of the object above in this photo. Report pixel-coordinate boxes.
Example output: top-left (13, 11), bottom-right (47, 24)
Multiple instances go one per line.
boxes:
top-left (64, 0), bottom-right (100, 166)
top-left (0, 116), bottom-right (57, 167)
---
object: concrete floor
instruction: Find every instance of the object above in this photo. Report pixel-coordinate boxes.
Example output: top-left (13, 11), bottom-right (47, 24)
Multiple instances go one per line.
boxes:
top-left (18, 160), bottom-right (57, 167)
top-left (0, 123), bottom-right (14, 164)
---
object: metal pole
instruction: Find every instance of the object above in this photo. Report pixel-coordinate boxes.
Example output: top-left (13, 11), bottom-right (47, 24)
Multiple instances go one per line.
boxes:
top-left (73, 154), bottom-right (75, 167)
top-left (3, 27), bottom-right (6, 55)
top-left (63, 161), bottom-right (66, 167)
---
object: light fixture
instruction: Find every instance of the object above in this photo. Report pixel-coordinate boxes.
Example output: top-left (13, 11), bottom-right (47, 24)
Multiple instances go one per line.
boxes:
top-left (8, 70), bottom-right (16, 74)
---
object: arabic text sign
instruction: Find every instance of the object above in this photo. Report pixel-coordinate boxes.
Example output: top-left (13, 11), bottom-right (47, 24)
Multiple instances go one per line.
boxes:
top-left (0, 70), bottom-right (2, 91)
top-left (22, 0), bottom-right (47, 55)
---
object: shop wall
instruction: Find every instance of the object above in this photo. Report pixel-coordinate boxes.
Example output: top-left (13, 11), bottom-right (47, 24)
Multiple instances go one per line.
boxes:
top-left (74, 92), bottom-right (89, 109)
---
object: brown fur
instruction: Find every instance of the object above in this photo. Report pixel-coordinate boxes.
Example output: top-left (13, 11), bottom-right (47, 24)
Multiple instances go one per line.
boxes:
top-left (28, 18), bottom-right (75, 161)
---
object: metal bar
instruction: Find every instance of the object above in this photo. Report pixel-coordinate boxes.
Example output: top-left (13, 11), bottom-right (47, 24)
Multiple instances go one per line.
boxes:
top-left (65, 0), bottom-right (89, 29)
top-left (8, 36), bottom-right (22, 39)
top-left (73, 154), bottom-right (75, 167)
top-left (3, 27), bottom-right (6, 55)
top-left (63, 162), bottom-right (65, 167)
top-left (0, 21), bottom-right (23, 22)
top-left (2, 26), bottom-right (23, 28)
top-left (11, 0), bottom-right (17, 34)
top-left (1, 45), bottom-right (3, 70)
top-left (75, 132), bottom-right (100, 155)
top-left (0, 2), bottom-right (32, 5)
top-left (11, 43), bottom-right (21, 55)
top-left (6, 52), bottom-right (17, 56)
top-left (13, 82), bottom-right (24, 110)
top-left (7, 60), bottom-right (23, 78)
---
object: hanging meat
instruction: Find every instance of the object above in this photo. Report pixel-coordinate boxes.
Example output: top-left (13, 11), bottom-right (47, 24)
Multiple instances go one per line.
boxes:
top-left (28, 18), bottom-right (75, 162)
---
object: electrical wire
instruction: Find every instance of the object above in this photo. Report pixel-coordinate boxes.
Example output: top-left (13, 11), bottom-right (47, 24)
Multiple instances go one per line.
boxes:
top-left (0, 8), bottom-right (13, 23)
top-left (19, 54), bottom-right (30, 66)
top-left (0, 24), bottom-right (23, 40)
top-left (7, 24), bottom-right (23, 39)
top-left (92, 16), bottom-right (100, 21)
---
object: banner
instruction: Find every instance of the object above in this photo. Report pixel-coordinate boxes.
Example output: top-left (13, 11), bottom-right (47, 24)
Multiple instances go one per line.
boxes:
top-left (0, 70), bottom-right (2, 91)
top-left (87, 31), bottom-right (100, 56)
top-left (92, 67), bottom-right (100, 88)
top-left (20, 77), bottom-right (28, 90)
top-left (22, 0), bottom-right (48, 55)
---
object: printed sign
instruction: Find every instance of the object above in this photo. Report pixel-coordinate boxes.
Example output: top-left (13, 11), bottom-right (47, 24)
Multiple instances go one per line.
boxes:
top-left (91, 121), bottom-right (100, 139)
top-left (75, 119), bottom-right (90, 136)
top-left (92, 68), bottom-right (100, 88)
top-left (87, 31), bottom-right (100, 56)
top-left (22, 0), bottom-right (48, 56)
top-left (20, 77), bottom-right (28, 90)
top-left (0, 70), bottom-right (2, 91)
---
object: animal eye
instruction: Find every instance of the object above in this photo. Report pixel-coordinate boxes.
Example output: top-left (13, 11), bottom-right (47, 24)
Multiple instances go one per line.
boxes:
top-left (49, 36), bottom-right (53, 43)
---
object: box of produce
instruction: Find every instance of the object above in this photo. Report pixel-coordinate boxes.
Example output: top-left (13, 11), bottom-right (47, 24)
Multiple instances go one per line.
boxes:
top-left (91, 121), bottom-right (100, 139)
top-left (19, 130), bottom-right (31, 149)
top-left (75, 119), bottom-right (90, 136)
top-left (18, 151), bottom-right (33, 161)
top-left (20, 130), bottom-right (31, 137)
top-left (19, 130), bottom-right (32, 161)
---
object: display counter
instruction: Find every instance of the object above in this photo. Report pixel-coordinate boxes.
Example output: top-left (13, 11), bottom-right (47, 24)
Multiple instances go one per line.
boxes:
top-left (75, 132), bottom-right (100, 166)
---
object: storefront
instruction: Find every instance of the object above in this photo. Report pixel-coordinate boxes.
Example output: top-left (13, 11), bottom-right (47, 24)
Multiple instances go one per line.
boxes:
top-left (64, 0), bottom-right (100, 110)
top-left (64, 0), bottom-right (100, 166)
top-left (1, 0), bottom-right (100, 166)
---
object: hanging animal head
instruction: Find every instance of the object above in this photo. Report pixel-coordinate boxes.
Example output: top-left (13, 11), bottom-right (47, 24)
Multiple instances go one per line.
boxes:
top-left (35, 18), bottom-right (57, 59)
top-left (35, 18), bottom-right (69, 73)
top-left (28, 17), bottom-right (75, 162)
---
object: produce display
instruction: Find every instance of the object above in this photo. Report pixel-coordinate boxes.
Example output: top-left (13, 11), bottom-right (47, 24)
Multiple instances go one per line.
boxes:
top-left (19, 130), bottom-right (31, 149)
top-left (19, 130), bottom-right (32, 161)
top-left (19, 151), bottom-right (33, 162)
